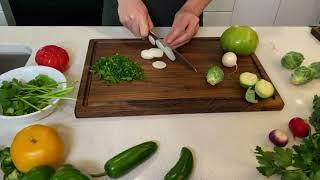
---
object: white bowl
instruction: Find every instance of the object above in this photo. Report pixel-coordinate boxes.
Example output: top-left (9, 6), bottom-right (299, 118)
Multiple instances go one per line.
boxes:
top-left (0, 66), bottom-right (66, 123)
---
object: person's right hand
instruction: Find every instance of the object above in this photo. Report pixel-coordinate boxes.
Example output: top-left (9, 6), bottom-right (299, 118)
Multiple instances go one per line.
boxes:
top-left (118, 0), bottom-right (154, 37)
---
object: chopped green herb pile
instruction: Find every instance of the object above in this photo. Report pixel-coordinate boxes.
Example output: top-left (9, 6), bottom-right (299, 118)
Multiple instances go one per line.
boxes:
top-left (90, 54), bottom-right (144, 85)
top-left (0, 74), bottom-right (75, 116)
top-left (310, 95), bottom-right (320, 132)
top-left (255, 95), bottom-right (320, 179)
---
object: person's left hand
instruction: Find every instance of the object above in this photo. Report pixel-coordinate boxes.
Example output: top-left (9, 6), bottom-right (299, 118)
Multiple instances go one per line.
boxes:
top-left (164, 9), bottom-right (200, 49)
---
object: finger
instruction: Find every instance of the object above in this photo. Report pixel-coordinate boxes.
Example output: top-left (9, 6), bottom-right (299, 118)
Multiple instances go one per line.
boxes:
top-left (170, 22), bottom-right (198, 47)
top-left (120, 16), bottom-right (130, 29)
top-left (164, 19), bottom-right (188, 44)
top-left (170, 32), bottom-right (189, 47)
top-left (128, 21), bottom-right (141, 37)
top-left (147, 15), bottom-right (154, 30)
top-left (139, 15), bottom-right (150, 37)
top-left (172, 39), bottom-right (190, 49)
top-left (165, 27), bottom-right (185, 44)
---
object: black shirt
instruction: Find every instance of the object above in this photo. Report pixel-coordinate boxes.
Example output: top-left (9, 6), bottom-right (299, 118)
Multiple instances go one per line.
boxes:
top-left (102, 0), bottom-right (203, 26)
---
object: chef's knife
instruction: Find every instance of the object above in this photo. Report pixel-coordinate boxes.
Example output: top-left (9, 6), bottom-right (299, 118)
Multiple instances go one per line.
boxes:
top-left (148, 30), bottom-right (198, 72)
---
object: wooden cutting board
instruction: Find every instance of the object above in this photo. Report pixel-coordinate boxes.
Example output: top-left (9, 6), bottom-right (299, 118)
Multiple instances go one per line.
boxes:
top-left (75, 38), bottom-right (284, 118)
top-left (311, 27), bottom-right (320, 41)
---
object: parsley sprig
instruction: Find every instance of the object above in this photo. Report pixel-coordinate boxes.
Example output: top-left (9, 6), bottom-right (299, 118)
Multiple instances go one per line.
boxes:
top-left (310, 95), bottom-right (320, 132)
top-left (90, 54), bottom-right (144, 85)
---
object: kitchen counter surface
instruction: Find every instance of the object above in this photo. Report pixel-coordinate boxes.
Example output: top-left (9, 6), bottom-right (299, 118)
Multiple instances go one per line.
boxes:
top-left (0, 26), bottom-right (320, 180)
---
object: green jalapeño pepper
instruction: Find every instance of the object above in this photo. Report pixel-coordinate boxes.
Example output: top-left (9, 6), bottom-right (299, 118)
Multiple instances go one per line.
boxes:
top-left (91, 141), bottom-right (158, 178)
top-left (165, 147), bottom-right (194, 180)
top-left (21, 165), bottom-right (55, 180)
top-left (50, 164), bottom-right (90, 180)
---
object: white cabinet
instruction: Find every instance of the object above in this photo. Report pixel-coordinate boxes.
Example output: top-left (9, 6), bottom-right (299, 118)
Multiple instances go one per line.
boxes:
top-left (274, 0), bottom-right (319, 26)
top-left (231, 0), bottom-right (281, 25)
top-left (203, 0), bottom-right (319, 26)
top-left (0, 11), bottom-right (7, 25)
top-left (204, 12), bottom-right (232, 26)
top-left (203, 0), bottom-right (235, 26)
top-left (205, 0), bottom-right (235, 12)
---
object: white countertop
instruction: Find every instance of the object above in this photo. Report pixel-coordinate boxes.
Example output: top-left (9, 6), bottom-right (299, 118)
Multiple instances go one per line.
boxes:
top-left (0, 26), bottom-right (320, 180)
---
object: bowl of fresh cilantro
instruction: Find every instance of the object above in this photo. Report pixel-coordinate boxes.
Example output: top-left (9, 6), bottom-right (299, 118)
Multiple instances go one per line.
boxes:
top-left (0, 65), bottom-right (74, 123)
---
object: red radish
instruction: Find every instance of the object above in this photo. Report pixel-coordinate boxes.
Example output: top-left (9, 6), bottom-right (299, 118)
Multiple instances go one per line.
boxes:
top-left (35, 45), bottom-right (69, 72)
top-left (269, 129), bottom-right (288, 147)
top-left (289, 117), bottom-right (310, 138)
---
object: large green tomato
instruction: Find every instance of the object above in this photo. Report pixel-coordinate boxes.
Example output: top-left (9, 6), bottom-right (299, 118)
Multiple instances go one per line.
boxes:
top-left (220, 26), bottom-right (259, 56)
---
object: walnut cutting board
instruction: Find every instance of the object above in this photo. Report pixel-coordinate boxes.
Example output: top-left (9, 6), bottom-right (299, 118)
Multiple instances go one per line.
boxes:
top-left (311, 27), bottom-right (320, 41)
top-left (75, 38), bottom-right (284, 118)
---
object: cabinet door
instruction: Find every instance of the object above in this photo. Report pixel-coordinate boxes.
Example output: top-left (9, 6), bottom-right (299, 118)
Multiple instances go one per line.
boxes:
top-left (274, 0), bottom-right (319, 25)
top-left (204, 12), bottom-right (232, 26)
top-left (205, 0), bottom-right (235, 11)
top-left (231, 0), bottom-right (281, 25)
top-left (0, 12), bottom-right (7, 25)
top-left (203, 12), bottom-right (232, 26)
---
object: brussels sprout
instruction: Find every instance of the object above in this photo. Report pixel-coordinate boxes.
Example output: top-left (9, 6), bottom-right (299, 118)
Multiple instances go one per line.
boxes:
top-left (206, 66), bottom-right (224, 86)
top-left (281, 51), bottom-right (304, 70)
top-left (240, 72), bottom-right (258, 88)
top-left (291, 66), bottom-right (314, 85)
top-left (245, 87), bottom-right (258, 103)
top-left (309, 61), bottom-right (320, 79)
top-left (255, 79), bottom-right (274, 98)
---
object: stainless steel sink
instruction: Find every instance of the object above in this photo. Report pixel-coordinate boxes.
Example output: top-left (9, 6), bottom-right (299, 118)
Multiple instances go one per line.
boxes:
top-left (0, 45), bottom-right (32, 74)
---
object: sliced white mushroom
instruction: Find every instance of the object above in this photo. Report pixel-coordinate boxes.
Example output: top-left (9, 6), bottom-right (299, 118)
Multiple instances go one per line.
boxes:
top-left (141, 49), bottom-right (154, 60)
top-left (148, 48), bottom-right (163, 58)
top-left (164, 47), bottom-right (176, 61)
top-left (152, 61), bottom-right (167, 69)
top-left (148, 35), bottom-right (156, 45)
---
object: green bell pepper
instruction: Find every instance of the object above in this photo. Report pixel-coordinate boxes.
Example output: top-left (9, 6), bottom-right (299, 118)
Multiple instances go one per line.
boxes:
top-left (50, 164), bottom-right (90, 180)
top-left (21, 165), bottom-right (55, 180)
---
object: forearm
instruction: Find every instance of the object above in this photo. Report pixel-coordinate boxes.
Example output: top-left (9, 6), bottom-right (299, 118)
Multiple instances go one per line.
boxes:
top-left (181, 0), bottom-right (212, 16)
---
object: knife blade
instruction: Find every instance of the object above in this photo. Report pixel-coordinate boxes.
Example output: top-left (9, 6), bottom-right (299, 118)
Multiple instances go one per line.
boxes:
top-left (171, 48), bottom-right (198, 72)
top-left (148, 30), bottom-right (198, 72)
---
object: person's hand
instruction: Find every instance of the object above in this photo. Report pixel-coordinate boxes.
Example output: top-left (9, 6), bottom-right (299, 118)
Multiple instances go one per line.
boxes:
top-left (164, 9), bottom-right (200, 49)
top-left (118, 0), bottom-right (154, 37)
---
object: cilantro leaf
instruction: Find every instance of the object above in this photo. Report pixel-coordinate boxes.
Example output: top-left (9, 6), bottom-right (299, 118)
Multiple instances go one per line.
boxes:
top-left (0, 74), bottom-right (74, 116)
top-left (255, 146), bottom-right (292, 177)
top-left (28, 74), bottom-right (58, 87)
top-left (281, 171), bottom-right (310, 180)
top-left (273, 147), bottom-right (293, 168)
